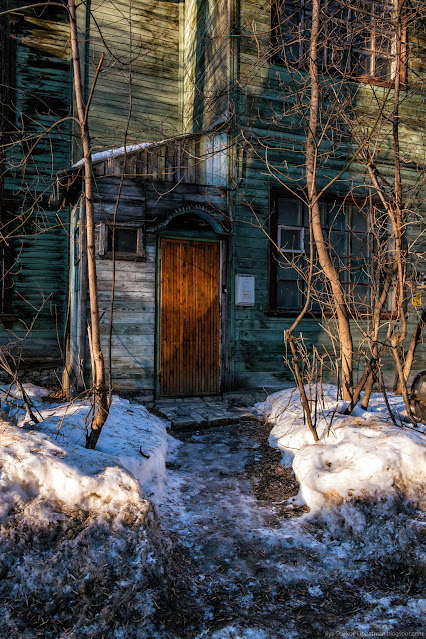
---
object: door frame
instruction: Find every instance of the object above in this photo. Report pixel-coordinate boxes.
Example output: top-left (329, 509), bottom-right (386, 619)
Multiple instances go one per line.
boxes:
top-left (155, 232), bottom-right (227, 398)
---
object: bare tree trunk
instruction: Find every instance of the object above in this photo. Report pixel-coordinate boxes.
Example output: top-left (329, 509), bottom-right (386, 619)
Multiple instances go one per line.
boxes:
top-left (361, 267), bottom-right (395, 409)
top-left (68, 0), bottom-right (108, 449)
top-left (305, 0), bottom-right (353, 401)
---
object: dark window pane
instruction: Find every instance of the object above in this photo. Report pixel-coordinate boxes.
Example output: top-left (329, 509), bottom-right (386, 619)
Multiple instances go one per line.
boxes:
top-left (327, 202), bottom-right (347, 229)
top-left (319, 201), bottom-right (328, 227)
top-left (276, 3), bottom-right (304, 62)
top-left (352, 50), bottom-right (372, 75)
top-left (376, 34), bottom-right (392, 54)
top-left (279, 227), bottom-right (303, 252)
top-left (277, 265), bottom-right (300, 281)
top-left (352, 233), bottom-right (369, 258)
top-left (330, 230), bottom-right (349, 255)
top-left (0, 245), bottom-right (5, 313)
top-left (375, 55), bottom-right (392, 79)
top-left (107, 228), bottom-right (138, 254)
top-left (353, 284), bottom-right (371, 308)
top-left (352, 264), bottom-right (371, 283)
top-left (277, 280), bottom-right (302, 309)
top-left (278, 198), bottom-right (302, 225)
top-left (352, 206), bottom-right (368, 231)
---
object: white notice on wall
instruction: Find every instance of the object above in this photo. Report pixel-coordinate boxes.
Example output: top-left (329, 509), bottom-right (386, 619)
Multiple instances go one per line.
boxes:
top-left (235, 274), bottom-right (255, 306)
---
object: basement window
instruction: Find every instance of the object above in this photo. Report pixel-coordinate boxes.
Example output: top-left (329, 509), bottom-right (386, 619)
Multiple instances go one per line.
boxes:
top-left (98, 223), bottom-right (145, 260)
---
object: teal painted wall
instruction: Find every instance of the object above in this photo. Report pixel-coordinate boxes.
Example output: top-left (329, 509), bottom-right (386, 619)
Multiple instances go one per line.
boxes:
top-left (0, 5), bottom-right (71, 367)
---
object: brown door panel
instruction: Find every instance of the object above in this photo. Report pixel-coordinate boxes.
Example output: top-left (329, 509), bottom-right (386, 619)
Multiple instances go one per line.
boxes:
top-left (160, 238), bottom-right (220, 396)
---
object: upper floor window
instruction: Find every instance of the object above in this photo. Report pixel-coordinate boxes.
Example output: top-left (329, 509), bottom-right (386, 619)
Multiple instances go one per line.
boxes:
top-left (271, 0), bottom-right (401, 83)
top-left (270, 193), bottom-right (393, 313)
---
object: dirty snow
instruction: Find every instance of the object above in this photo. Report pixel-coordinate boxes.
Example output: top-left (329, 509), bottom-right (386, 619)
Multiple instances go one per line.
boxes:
top-left (159, 419), bottom-right (426, 637)
top-left (256, 385), bottom-right (426, 512)
top-left (0, 386), bottom-right (170, 507)
top-left (0, 385), bottom-right (174, 638)
top-left (0, 383), bottom-right (425, 637)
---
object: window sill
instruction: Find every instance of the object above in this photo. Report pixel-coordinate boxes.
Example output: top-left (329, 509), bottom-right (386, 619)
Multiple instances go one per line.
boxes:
top-left (266, 309), bottom-right (398, 320)
top-left (269, 58), bottom-right (401, 89)
top-left (98, 253), bottom-right (145, 262)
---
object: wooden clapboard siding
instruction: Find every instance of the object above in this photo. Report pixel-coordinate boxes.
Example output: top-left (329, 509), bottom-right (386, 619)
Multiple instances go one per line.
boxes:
top-left (223, 0), bottom-right (426, 389)
top-left (96, 235), bottom-right (157, 391)
top-left (160, 238), bottom-right (220, 396)
top-left (76, 0), bottom-right (180, 156)
top-left (183, 0), bottom-right (231, 132)
top-left (0, 5), bottom-right (71, 365)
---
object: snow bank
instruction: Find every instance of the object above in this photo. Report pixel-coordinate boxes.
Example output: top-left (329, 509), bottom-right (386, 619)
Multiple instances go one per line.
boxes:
top-left (34, 395), bottom-right (171, 503)
top-left (257, 386), bottom-right (426, 512)
top-left (0, 420), bottom-right (148, 520)
top-left (0, 387), bottom-right (175, 638)
top-left (0, 388), bottom-right (171, 507)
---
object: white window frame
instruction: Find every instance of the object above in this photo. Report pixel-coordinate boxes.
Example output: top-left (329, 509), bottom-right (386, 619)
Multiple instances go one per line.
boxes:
top-left (278, 224), bottom-right (305, 254)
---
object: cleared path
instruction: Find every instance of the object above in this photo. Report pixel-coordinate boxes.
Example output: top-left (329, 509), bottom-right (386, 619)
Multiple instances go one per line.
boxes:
top-left (156, 420), bottom-right (424, 638)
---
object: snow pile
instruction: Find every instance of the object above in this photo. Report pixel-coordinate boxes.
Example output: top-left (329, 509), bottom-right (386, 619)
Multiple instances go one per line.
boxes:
top-left (256, 386), bottom-right (426, 512)
top-left (0, 387), bottom-right (171, 504)
top-left (34, 395), bottom-right (170, 503)
top-left (0, 387), bottom-right (176, 639)
top-left (0, 419), bottom-right (148, 520)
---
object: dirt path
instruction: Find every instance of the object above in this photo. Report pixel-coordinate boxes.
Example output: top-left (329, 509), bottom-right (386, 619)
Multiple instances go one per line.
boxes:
top-left (156, 420), bottom-right (425, 639)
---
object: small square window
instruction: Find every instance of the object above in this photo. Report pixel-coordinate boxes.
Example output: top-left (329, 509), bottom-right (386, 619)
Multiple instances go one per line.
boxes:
top-left (278, 225), bottom-right (304, 253)
top-left (98, 223), bottom-right (145, 261)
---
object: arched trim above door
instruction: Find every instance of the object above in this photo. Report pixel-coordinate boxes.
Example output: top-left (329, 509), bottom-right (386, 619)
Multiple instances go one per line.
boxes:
top-left (147, 206), bottom-right (231, 236)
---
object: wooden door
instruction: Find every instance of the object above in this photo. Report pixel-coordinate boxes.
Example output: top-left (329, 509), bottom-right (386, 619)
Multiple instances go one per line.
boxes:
top-left (160, 238), bottom-right (220, 396)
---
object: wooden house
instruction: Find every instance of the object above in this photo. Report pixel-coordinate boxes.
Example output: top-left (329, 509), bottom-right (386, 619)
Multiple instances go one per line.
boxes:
top-left (1, 0), bottom-right (425, 395)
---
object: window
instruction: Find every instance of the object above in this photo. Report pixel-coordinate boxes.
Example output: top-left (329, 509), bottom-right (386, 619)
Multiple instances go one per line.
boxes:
top-left (270, 194), bottom-right (393, 313)
top-left (98, 223), bottom-right (145, 260)
top-left (271, 0), bottom-right (400, 82)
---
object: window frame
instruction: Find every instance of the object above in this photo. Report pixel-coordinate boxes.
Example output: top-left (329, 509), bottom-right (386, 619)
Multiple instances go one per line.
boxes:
top-left (277, 224), bottom-right (305, 254)
top-left (268, 190), bottom-right (395, 317)
top-left (270, 0), bottom-right (407, 86)
top-left (98, 222), bottom-right (145, 261)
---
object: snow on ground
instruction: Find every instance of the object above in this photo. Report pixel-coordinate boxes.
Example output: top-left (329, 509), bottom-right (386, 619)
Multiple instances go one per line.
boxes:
top-left (0, 383), bottom-right (425, 637)
top-left (256, 385), bottom-right (426, 513)
top-left (0, 385), bottom-right (176, 638)
top-left (0, 385), bottom-right (171, 507)
top-left (159, 419), bottom-right (426, 637)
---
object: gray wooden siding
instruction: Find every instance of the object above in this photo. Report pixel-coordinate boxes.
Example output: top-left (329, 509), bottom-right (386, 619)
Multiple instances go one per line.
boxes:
top-left (183, 0), bottom-right (231, 132)
top-left (228, 1), bottom-right (426, 388)
top-left (97, 236), bottom-right (156, 391)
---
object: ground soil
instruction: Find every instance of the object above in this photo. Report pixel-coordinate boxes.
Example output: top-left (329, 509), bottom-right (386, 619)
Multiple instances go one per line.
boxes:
top-left (155, 419), bottom-right (426, 638)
